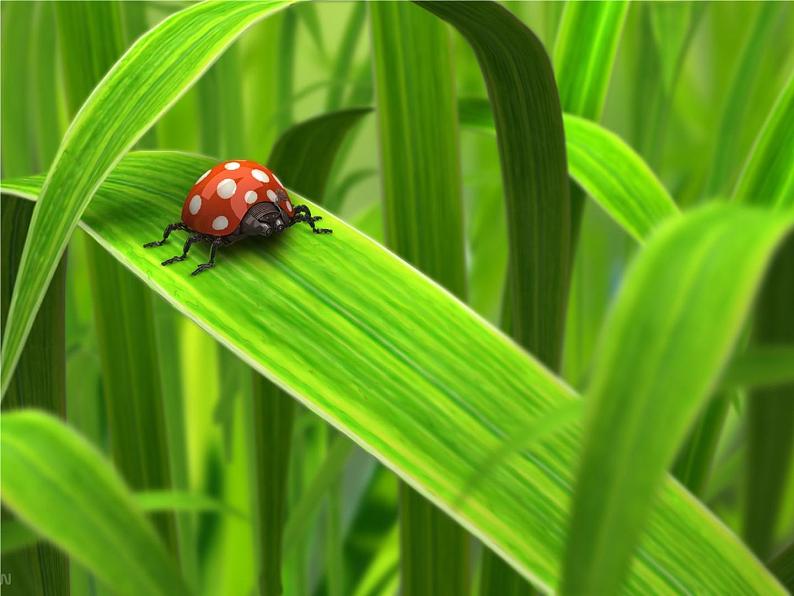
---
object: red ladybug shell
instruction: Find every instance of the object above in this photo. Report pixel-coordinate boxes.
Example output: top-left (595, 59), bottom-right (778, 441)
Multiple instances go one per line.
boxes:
top-left (181, 160), bottom-right (295, 236)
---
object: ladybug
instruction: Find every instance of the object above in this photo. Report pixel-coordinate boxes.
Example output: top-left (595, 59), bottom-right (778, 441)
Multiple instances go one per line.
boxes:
top-left (143, 159), bottom-right (331, 275)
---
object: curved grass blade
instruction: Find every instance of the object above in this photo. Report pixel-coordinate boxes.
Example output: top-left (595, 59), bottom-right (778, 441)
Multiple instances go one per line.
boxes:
top-left (562, 204), bottom-right (794, 595)
top-left (419, 1), bottom-right (570, 367)
top-left (1, 410), bottom-right (189, 596)
top-left (0, 0), bottom-right (294, 396)
top-left (459, 99), bottom-right (679, 242)
top-left (735, 72), bottom-right (794, 210)
top-left (371, 3), bottom-right (469, 591)
top-left (1, 152), bottom-right (784, 594)
top-left (564, 114), bottom-right (679, 241)
top-left (268, 107), bottom-right (371, 201)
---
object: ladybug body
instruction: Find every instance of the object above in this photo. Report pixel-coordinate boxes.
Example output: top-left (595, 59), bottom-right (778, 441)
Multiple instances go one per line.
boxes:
top-left (144, 160), bottom-right (331, 275)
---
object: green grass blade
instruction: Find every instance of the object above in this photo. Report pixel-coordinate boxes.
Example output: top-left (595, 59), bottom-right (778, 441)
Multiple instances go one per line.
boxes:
top-left (421, 1), bottom-right (570, 367)
top-left (352, 523), bottom-right (399, 596)
top-left (283, 435), bottom-right (355, 553)
top-left (3, 491), bottom-right (245, 556)
top-left (248, 106), bottom-right (370, 596)
top-left (553, 0), bottom-right (628, 121)
top-left (268, 107), bottom-right (371, 200)
top-left (459, 99), bottom-right (679, 242)
top-left (326, 3), bottom-right (367, 111)
top-left (562, 204), bottom-right (794, 594)
top-left (136, 490), bottom-right (246, 520)
top-left (1, 4), bottom-right (69, 593)
top-left (720, 345), bottom-right (794, 390)
top-left (564, 115), bottom-right (679, 241)
top-left (1, 0), bottom-right (38, 176)
top-left (370, 2), bottom-right (466, 296)
top-left (769, 540), bottom-right (794, 591)
top-left (0, 410), bottom-right (189, 596)
top-left (671, 391), bottom-right (733, 497)
top-left (248, 380), bottom-right (294, 596)
top-left (552, 0), bottom-right (628, 248)
top-left (735, 72), bottom-right (794, 209)
top-left (0, 0), bottom-right (294, 395)
top-left (370, 3), bottom-right (469, 591)
top-left (675, 67), bottom-right (794, 501)
top-left (743, 241), bottom-right (794, 558)
top-left (30, 1), bottom-right (61, 169)
top-left (705, 4), bottom-right (782, 196)
top-left (733, 72), bottom-right (794, 558)
top-left (2, 520), bottom-right (40, 555)
top-left (56, 0), bottom-right (177, 552)
top-left (649, 2), bottom-right (705, 94)
top-left (1, 152), bottom-right (784, 593)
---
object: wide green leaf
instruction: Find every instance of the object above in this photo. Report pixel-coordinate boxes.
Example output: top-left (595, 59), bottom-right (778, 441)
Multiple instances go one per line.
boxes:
top-left (562, 204), bottom-right (793, 594)
top-left (1, 151), bottom-right (782, 593)
top-left (0, 0), bottom-right (294, 395)
top-left (1, 410), bottom-right (188, 595)
top-left (459, 98), bottom-right (679, 242)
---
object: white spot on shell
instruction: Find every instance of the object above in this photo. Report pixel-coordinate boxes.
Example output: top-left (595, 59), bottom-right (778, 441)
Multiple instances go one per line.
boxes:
top-left (224, 161), bottom-right (240, 170)
top-left (244, 190), bottom-right (258, 204)
top-left (252, 169), bottom-right (269, 183)
top-left (188, 195), bottom-right (202, 215)
top-left (266, 189), bottom-right (278, 202)
top-left (216, 178), bottom-right (236, 199)
top-left (285, 200), bottom-right (292, 211)
top-left (212, 216), bottom-right (229, 231)
top-left (197, 169), bottom-right (211, 183)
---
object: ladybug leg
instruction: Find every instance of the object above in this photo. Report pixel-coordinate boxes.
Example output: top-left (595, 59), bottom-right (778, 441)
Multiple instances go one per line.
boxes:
top-left (144, 222), bottom-right (187, 248)
top-left (191, 238), bottom-right (223, 276)
top-left (162, 233), bottom-right (202, 266)
top-left (292, 205), bottom-right (332, 234)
